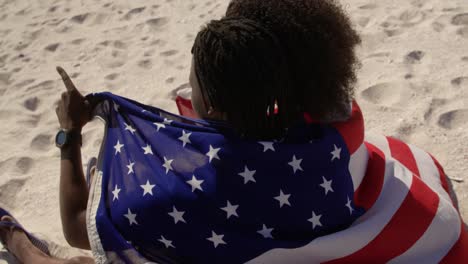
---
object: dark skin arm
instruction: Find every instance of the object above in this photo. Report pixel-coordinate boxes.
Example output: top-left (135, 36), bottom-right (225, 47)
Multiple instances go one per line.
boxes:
top-left (56, 67), bottom-right (94, 250)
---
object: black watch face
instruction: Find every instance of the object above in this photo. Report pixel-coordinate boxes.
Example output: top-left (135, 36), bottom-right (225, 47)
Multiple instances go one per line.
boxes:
top-left (56, 130), bottom-right (67, 146)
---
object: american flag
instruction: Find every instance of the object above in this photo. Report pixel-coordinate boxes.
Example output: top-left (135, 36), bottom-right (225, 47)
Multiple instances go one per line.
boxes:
top-left (87, 92), bottom-right (467, 263)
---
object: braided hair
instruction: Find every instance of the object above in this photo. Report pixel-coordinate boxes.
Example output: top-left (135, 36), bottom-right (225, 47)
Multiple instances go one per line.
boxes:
top-left (192, 17), bottom-right (300, 140)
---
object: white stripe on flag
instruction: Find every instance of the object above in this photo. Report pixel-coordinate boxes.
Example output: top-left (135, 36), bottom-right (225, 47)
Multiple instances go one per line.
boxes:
top-left (388, 196), bottom-right (461, 264)
top-left (247, 159), bottom-right (413, 263)
top-left (349, 142), bottom-right (368, 191)
top-left (408, 144), bottom-right (451, 203)
top-left (365, 133), bottom-right (391, 157)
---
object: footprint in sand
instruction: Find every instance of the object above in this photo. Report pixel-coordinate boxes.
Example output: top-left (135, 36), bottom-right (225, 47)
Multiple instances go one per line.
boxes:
top-left (146, 17), bottom-right (169, 31)
top-left (356, 17), bottom-right (370, 28)
top-left (424, 98), bottom-right (447, 121)
top-left (113, 40), bottom-right (127, 49)
top-left (360, 82), bottom-right (410, 106)
top-left (399, 9), bottom-right (427, 27)
top-left (405, 50), bottom-right (425, 64)
top-left (105, 73), bottom-right (119, 81)
top-left (48, 5), bottom-right (59, 13)
top-left (71, 38), bottom-right (85, 45)
top-left (123, 7), bottom-right (146, 20)
top-left (44, 43), bottom-right (60, 52)
top-left (24, 97), bottom-right (39, 111)
top-left (160, 50), bottom-right (178, 57)
top-left (138, 59), bottom-right (152, 69)
top-left (451, 77), bottom-right (468, 87)
top-left (165, 77), bottom-right (175, 84)
top-left (70, 13), bottom-right (90, 24)
top-left (0, 178), bottom-right (28, 207)
top-left (451, 13), bottom-right (468, 26)
top-left (359, 3), bottom-right (377, 10)
top-left (31, 134), bottom-right (52, 151)
top-left (15, 157), bottom-right (34, 174)
top-left (438, 109), bottom-right (468, 129)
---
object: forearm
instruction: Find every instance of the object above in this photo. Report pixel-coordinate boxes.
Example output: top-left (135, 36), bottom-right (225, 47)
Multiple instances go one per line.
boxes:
top-left (59, 136), bottom-right (90, 249)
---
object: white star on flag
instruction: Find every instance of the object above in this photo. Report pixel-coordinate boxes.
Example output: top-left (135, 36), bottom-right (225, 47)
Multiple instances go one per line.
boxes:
top-left (274, 189), bottom-right (291, 208)
top-left (288, 155), bottom-right (303, 174)
top-left (112, 185), bottom-right (121, 201)
top-left (113, 103), bottom-right (120, 112)
top-left (168, 206), bottom-right (186, 224)
top-left (259, 141), bottom-right (275, 152)
top-left (319, 176), bottom-right (334, 195)
top-left (178, 130), bottom-right (192, 147)
top-left (124, 123), bottom-right (136, 134)
top-left (238, 166), bottom-right (256, 184)
top-left (186, 175), bottom-right (204, 192)
top-left (158, 235), bottom-right (175, 248)
top-left (331, 144), bottom-right (342, 161)
top-left (142, 144), bottom-right (153, 155)
top-left (220, 201), bottom-right (239, 219)
top-left (257, 224), bottom-right (274, 239)
top-left (124, 208), bottom-right (138, 226)
top-left (163, 118), bottom-right (173, 125)
top-left (140, 180), bottom-right (155, 196)
top-left (153, 122), bottom-right (165, 132)
top-left (345, 196), bottom-right (354, 215)
top-left (308, 211), bottom-right (322, 229)
top-left (206, 145), bottom-right (220, 163)
top-left (114, 140), bottom-right (124, 155)
top-left (207, 231), bottom-right (226, 248)
top-left (162, 157), bottom-right (174, 174)
top-left (126, 161), bottom-right (135, 175)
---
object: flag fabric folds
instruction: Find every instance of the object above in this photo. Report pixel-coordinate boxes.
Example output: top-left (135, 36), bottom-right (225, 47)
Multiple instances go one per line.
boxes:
top-left (86, 92), bottom-right (467, 263)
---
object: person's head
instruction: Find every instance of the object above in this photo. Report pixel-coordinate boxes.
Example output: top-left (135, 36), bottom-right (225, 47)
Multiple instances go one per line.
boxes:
top-left (226, 0), bottom-right (361, 121)
top-left (190, 17), bottom-right (299, 140)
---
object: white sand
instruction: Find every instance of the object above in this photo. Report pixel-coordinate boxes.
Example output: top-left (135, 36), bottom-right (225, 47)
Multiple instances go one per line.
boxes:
top-left (0, 0), bottom-right (466, 261)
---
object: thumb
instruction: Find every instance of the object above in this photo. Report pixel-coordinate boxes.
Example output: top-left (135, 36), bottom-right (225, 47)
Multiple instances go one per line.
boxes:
top-left (56, 66), bottom-right (82, 95)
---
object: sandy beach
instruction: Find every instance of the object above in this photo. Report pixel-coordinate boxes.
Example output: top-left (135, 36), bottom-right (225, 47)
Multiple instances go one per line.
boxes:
top-left (0, 0), bottom-right (466, 261)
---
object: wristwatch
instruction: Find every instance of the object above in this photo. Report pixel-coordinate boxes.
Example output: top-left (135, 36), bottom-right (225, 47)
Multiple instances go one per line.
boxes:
top-left (55, 129), bottom-right (82, 148)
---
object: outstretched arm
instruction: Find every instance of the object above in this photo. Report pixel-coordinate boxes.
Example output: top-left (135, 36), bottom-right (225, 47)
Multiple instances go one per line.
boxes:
top-left (56, 67), bottom-right (94, 250)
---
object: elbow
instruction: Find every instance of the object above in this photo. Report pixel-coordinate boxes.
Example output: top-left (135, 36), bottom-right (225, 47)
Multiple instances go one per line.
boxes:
top-left (63, 227), bottom-right (82, 248)
top-left (63, 228), bottom-right (90, 249)
top-left (64, 231), bottom-right (78, 247)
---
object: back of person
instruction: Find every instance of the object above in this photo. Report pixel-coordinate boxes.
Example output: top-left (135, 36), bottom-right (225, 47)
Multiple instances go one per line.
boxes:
top-left (83, 1), bottom-right (467, 263)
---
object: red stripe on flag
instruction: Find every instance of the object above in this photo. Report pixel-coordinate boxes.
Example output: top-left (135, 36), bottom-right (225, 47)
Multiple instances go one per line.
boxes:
top-left (331, 101), bottom-right (364, 154)
top-left (429, 154), bottom-right (450, 194)
top-left (440, 222), bottom-right (468, 264)
top-left (387, 137), bottom-right (420, 177)
top-left (175, 96), bottom-right (199, 119)
top-left (325, 176), bottom-right (439, 263)
top-left (354, 143), bottom-right (385, 210)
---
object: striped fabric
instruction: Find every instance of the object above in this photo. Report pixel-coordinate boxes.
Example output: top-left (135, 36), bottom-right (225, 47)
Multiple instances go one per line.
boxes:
top-left (176, 95), bottom-right (467, 263)
top-left (87, 93), bottom-right (467, 263)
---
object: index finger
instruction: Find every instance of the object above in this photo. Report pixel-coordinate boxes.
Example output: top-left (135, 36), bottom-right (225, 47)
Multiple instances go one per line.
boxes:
top-left (56, 66), bottom-right (77, 92)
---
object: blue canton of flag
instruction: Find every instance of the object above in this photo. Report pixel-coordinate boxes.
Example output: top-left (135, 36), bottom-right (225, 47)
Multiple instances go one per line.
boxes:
top-left (90, 92), bottom-right (364, 263)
